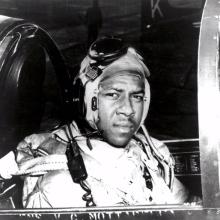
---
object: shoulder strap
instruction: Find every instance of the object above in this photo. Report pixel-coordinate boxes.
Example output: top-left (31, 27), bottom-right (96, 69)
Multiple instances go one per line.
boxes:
top-left (137, 125), bottom-right (175, 189)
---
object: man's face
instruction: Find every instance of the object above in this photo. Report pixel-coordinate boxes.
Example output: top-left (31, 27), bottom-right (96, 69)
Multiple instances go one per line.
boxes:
top-left (97, 72), bottom-right (145, 148)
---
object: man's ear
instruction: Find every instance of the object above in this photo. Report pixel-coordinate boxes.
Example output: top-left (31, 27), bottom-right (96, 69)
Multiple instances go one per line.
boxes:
top-left (91, 96), bottom-right (98, 111)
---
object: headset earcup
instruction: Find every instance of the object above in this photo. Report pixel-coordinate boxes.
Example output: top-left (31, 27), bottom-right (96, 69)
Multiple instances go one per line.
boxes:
top-left (91, 97), bottom-right (98, 111)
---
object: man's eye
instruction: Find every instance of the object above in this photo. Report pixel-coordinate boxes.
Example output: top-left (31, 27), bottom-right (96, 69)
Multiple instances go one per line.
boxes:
top-left (106, 93), bottom-right (119, 99)
top-left (132, 95), bottom-right (144, 102)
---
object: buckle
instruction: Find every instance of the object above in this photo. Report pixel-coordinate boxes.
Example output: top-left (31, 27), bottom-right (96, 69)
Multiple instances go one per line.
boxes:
top-left (86, 65), bottom-right (102, 81)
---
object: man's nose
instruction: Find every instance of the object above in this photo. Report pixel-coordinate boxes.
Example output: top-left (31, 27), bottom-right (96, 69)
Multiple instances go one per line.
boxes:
top-left (117, 97), bottom-right (135, 117)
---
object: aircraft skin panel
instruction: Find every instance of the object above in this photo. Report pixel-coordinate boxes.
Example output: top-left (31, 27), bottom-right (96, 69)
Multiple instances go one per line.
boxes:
top-left (198, 0), bottom-right (220, 209)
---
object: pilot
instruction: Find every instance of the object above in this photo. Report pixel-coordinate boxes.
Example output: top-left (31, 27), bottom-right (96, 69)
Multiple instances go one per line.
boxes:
top-left (0, 37), bottom-right (189, 208)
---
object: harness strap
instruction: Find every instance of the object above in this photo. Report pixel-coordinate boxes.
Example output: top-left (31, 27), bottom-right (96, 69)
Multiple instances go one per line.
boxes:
top-left (140, 125), bottom-right (175, 189)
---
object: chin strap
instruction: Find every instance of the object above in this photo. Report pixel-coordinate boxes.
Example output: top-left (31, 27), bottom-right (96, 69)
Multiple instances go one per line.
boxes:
top-left (140, 125), bottom-right (175, 190)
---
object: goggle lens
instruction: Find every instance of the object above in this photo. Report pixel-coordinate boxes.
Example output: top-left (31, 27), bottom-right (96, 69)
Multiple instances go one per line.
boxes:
top-left (88, 37), bottom-right (127, 64)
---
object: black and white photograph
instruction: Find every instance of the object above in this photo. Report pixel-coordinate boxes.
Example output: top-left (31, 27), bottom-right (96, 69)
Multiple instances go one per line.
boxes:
top-left (0, 0), bottom-right (219, 219)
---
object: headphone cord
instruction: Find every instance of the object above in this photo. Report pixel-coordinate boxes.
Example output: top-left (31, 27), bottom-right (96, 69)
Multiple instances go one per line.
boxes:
top-left (80, 180), bottom-right (96, 207)
top-left (66, 124), bottom-right (96, 207)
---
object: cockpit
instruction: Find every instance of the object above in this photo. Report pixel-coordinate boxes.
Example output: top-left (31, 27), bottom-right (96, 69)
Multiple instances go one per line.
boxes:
top-left (0, 0), bottom-right (219, 219)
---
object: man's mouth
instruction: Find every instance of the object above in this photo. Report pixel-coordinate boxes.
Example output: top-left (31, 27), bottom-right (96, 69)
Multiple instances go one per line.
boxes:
top-left (114, 123), bottom-right (134, 133)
